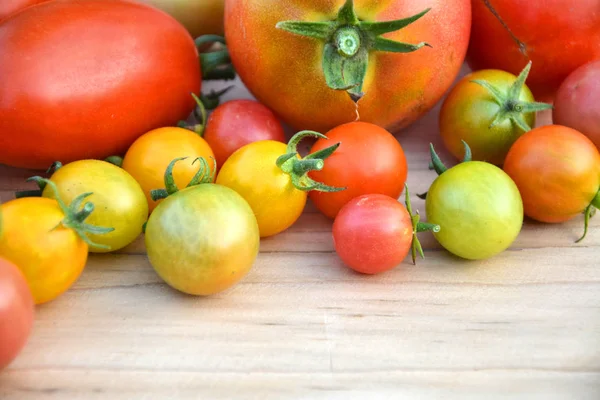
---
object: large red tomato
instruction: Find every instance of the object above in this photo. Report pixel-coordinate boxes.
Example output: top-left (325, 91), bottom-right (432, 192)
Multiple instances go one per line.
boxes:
top-left (224, 0), bottom-right (471, 133)
top-left (466, 0), bottom-right (600, 101)
top-left (0, 0), bottom-right (201, 170)
top-left (0, 257), bottom-right (35, 370)
top-left (0, 0), bottom-right (48, 20)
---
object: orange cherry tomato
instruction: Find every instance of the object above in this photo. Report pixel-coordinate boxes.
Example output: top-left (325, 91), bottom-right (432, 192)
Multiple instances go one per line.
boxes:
top-left (503, 125), bottom-right (600, 242)
top-left (121, 127), bottom-right (216, 213)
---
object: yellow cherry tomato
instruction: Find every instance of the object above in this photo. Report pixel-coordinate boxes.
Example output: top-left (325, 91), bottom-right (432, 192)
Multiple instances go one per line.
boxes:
top-left (29, 160), bottom-right (148, 253)
top-left (121, 127), bottom-right (216, 213)
top-left (216, 130), bottom-right (344, 237)
top-left (0, 180), bottom-right (112, 304)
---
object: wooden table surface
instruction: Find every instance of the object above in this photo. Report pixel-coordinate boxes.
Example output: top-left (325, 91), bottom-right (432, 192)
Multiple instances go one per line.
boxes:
top-left (1, 66), bottom-right (599, 399)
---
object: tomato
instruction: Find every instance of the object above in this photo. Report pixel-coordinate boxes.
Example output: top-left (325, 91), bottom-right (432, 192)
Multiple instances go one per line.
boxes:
top-left (121, 127), bottom-right (216, 213)
top-left (224, 0), bottom-right (471, 133)
top-left (333, 189), bottom-right (439, 274)
top-left (0, 257), bottom-right (34, 370)
top-left (439, 62), bottom-right (552, 166)
top-left (424, 144), bottom-right (524, 260)
top-left (553, 60), bottom-right (600, 152)
top-left (308, 121), bottom-right (408, 219)
top-left (216, 130), bottom-right (344, 237)
top-left (0, 0), bottom-right (201, 170)
top-left (137, 0), bottom-right (225, 38)
top-left (0, 180), bottom-right (113, 304)
top-left (466, 0), bottom-right (600, 101)
top-left (0, 0), bottom-right (48, 20)
top-left (20, 160), bottom-right (148, 253)
top-left (203, 99), bottom-right (286, 168)
top-left (503, 125), bottom-right (600, 242)
top-left (145, 158), bottom-right (260, 296)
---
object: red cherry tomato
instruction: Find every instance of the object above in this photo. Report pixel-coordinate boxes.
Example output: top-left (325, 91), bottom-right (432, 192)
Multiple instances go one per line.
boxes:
top-left (0, 257), bottom-right (35, 370)
top-left (203, 99), bottom-right (286, 168)
top-left (333, 192), bottom-right (438, 274)
top-left (309, 122), bottom-right (408, 219)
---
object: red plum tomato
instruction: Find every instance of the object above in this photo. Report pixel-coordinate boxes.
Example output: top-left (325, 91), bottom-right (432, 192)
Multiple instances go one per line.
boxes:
top-left (0, 0), bottom-right (201, 169)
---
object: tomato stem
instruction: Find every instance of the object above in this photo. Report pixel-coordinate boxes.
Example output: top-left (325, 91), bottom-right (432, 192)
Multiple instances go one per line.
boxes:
top-left (577, 189), bottom-right (600, 243)
top-left (276, 0), bottom-right (431, 102)
top-left (26, 177), bottom-right (114, 250)
top-left (429, 143), bottom-right (448, 175)
top-left (471, 61), bottom-right (553, 132)
top-left (276, 131), bottom-right (345, 193)
top-left (404, 184), bottom-right (440, 264)
top-left (150, 157), bottom-right (215, 201)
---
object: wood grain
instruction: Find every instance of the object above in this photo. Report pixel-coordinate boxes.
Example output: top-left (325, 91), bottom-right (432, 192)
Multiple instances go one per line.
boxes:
top-left (1, 67), bottom-right (599, 400)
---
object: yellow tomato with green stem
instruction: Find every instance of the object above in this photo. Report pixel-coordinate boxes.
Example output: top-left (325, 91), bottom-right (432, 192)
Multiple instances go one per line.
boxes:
top-left (216, 131), bottom-right (345, 237)
top-left (0, 179), bottom-right (113, 304)
top-left (18, 159), bottom-right (148, 253)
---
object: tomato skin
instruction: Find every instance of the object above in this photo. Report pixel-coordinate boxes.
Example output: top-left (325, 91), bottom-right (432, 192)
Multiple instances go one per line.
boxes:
top-left (0, 198), bottom-right (89, 304)
top-left (0, 0), bottom-right (201, 170)
top-left (41, 160), bottom-right (148, 253)
top-left (503, 125), bottom-right (600, 224)
top-left (553, 60), bottom-right (600, 152)
top-left (137, 0), bottom-right (225, 38)
top-left (224, 0), bottom-right (471, 133)
top-left (426, 161), bottom-right (523, 260)
top-left (466, 0), bottom-right (600, 101)
top-left (145, 184), bottom-right (260, 296)
top-left (333, 194), bottom-right (412, 274)
top-left (308, 122), bottom-right (408, 219)
top-left (204, 100), bottom-right (286, 168)
top-left (122, 127), bottom-right (216, 213)
top-left (0, 258), bottom-right (34, 370)
top-left (0, 0), bottom-right (48, 20)
top-left (216, 140), bottom-right (306, 238)
top-left (439, 69), bottom-right (536, 166)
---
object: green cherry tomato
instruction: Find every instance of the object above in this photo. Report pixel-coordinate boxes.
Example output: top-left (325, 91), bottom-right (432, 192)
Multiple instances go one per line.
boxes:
top-left (439, 61), bottom-right (552, 166)
top-left (144, 158), bottom-right (260, 296)
top-left (424, 143), bottom-right (524, 260)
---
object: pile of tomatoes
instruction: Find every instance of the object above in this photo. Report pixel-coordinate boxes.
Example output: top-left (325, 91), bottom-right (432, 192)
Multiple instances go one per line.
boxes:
top-left (1, 0), bottom-right (599, 371)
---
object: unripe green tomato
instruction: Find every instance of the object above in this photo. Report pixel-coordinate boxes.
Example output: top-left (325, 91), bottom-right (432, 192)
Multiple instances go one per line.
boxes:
top-left (425, 161), bottom-right (524, 260)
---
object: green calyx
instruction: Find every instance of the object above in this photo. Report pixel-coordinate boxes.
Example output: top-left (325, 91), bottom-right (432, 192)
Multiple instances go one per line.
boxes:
top-left (471, 61), bottom-right (553, 132)
top-left (577, 190), bottom-right (600, 243)
top-left (275, 131), bottom-right (345, 193)
top-left (404, 184), bottom-right (440, 264)
top-left (150, 156), bottom-right (216, 201)
top-left (417, 141), bottom-right (472, 200)
top-left (276, 0), bottom-right (431, 102)
top-left (26, 177), bottom-right (114, 250)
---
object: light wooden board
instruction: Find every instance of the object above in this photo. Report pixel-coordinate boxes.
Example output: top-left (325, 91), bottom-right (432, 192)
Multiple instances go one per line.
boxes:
top-left (1, 66), bottom-right (599, 400)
